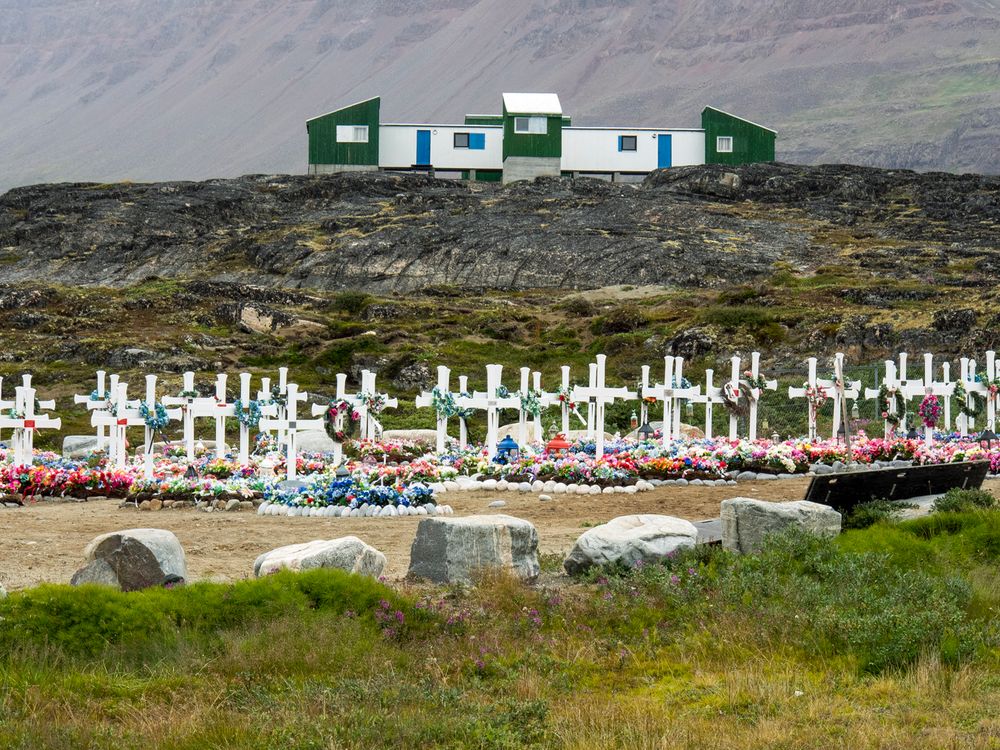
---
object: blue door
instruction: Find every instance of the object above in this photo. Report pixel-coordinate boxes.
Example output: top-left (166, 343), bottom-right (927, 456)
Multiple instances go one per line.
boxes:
top-left (416, 130), bottom-right (431, 165)
top-left (657, 134), bottom-right (672, 169)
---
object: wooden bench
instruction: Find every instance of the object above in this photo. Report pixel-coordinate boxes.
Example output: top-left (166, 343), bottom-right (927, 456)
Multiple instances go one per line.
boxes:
top-left (803, 461), bottom-right (990, 513)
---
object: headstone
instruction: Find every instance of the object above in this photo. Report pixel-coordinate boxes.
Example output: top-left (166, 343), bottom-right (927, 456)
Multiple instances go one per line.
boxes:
top-left (70, 528), bottom-right (187, 591)
top-left (253, 537), bottom-right (386, 578)
top-left (408, 514), bottom-right (540, 583)
top-left (563, 514), bottom-right (699, 575)
top-left (721, 498), bottom-right (842, 554)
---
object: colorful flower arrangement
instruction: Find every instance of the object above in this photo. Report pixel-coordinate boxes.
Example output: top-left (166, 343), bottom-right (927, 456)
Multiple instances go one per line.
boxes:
top-left (232, 399), bottom-right (264, 428)
top-left (324, 399), bottom-right (360, 442)
top-left (918, 394), bottom-right (942, 428)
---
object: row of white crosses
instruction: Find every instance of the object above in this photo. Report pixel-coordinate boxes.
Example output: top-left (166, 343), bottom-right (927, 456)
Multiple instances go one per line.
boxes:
top-left (641, 356), bottom-right (700, 445)
top-left (0, 375), bottom-right (61, 466)
top-left (788, 354), bottom-right (861, 442)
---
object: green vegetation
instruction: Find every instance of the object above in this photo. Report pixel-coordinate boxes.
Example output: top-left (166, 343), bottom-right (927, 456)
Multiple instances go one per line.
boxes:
top-left (933, 487), bottom-right (999, 514)
top-left (2, 518), bottom-right (1000, 748)
top-left (843, 498), bottom-right (915, 529)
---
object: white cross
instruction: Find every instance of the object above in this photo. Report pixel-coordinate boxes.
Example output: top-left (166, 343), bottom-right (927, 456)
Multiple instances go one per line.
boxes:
top-left (641, 356), bottom-right (700, 447)
top-left (416, 365), bottom-right (457, 454)
top-left (311, 373), bottom-right (359, 467)
top-left (960, 351), bottom-right (997, 434)
top-left (515, 367), bottom-right (552, 445)
top-left (955, 356), bottom-right (984, 436)
top-left (260, 368), bottom-right (310, 446)
top-left (354, 370), bottom-right (398, 440)
top-left (234, 373), bottom-right (276, 466)
top-left (91, 381), bottom-right (144, 467)
top-left (73, 370), bottom-right (116, 451)
top-left (162, 371), bottom-right (218, 462)
top-left (570, 354), bottom-right (636, 458)
top-left (788, 358), bottom-right (827, 442)
top-left (555, 366), bottom-right (586, 436)
top-left (864, 359), bottom-right (904, 439)
top-left (261, 383), bottom-right (325, 481)
top-left (688, 368), bottom-right (730, 441)
top-left (133, 375), bottom-right (182, 479)
top-left (913, 353), bottom-right (956, 446)
top-left (0, 385), bottom-right (61, 466)
top-left (466, 364), bottom-right (521, 458)
top-left (816, 353), bottom-right (861, 440)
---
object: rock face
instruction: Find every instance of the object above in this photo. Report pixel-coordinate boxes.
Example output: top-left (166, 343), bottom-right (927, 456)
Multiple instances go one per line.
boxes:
top-left (408, 514), bottom-right (540, 584)
top-left (563, 515), bottom-right (699, 575)
top-left (253, 537), bottom-right (386, 578)
top-left (71, 528), bottom-right (187, 591)
top-left (721, 498), bottom-right (842, 554)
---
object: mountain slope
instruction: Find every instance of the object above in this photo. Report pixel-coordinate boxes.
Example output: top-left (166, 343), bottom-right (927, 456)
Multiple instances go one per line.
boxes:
top-left (1, 0), bottom-right (999, 190)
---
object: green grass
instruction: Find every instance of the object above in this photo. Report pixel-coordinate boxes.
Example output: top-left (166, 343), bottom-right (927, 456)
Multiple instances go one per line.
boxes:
top-left (2, 518), bottom-right (1000, 748)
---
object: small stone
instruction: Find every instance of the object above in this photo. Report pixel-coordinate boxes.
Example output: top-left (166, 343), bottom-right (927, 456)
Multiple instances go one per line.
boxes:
top-left (138, 500), bottom-right (151, 511)
top-left (553, 483), bottom-right (567, 494)
top-left (576, 485), bottom-right (589, 495)
top-left (482, 479), bottom-right (498, 491)
top-left (689, 479), bottom-right (703, 486)
top-left (589, 485), bottom-right (601, 494)
top-left (539, 494), bottom-right (552, 502)
top-left (602, 486), bottom-right (615, 495)
top-left (162, 499), bottom-right (175, 508)
top-left (518, 482), bottom-right (533, 493)
top-left (496, 480), bottom-right (509, 491)
top-left (240, 500), bottom-right (254, 511)
top-left (488, 500), bottom-right (507, 508)
top-left (225, 498), bottom-right (241, 512)
top-left (675, 478), bottom-right (688, 487)
top-left (736, 471), bottom-right (758, 481)
top-left (756, 473), bottom-right (777, 481)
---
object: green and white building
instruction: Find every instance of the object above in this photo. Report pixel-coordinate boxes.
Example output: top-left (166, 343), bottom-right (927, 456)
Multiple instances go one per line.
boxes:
top-left (307, 93), bottom-right (775, 183)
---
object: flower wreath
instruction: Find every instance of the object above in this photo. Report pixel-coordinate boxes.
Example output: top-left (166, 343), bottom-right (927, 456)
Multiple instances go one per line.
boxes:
top-left (496, 385), bottom-right (511, 399)
top-left (139, 401), bottom-right (170, 431)
top-left (357, 391), bottom-right (388, 414)
top-left (878, 385), bottom-right (906, 427)
top-left (89, 389), bottom-right (106, 402)
top-left (431, 386), bottom-right (458, 419)
top-left (518, 389), bottom-right (543, 418)
top-left (917, 394), bottom-right (941, 429)
top-left (954, 381), bottom-right (983, 419)
top-left (232, 398), bottom-right (263, 428)
top-left (177, 389), bottom-right (199, 400)
top-left (804, 384), bottom-right (828, 410)
top-left (324, 399), bottom-right (360, 442)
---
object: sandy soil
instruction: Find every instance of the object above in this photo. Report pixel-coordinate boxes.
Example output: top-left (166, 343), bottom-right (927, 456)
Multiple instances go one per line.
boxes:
top-left (0, 480), bottom-right (809, 590)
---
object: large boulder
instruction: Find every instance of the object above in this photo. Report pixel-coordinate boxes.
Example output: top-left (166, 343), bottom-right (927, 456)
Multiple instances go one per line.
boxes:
top-left (296, 429), bottom-right (337, 454)
top-left (563, 514), bottom-right (699, 575)
top-left (721, 498), bottom-right (842, 554)
top-left (408, 514), bottom-right (540, 584)
top-left (63, 435), bottom-right (100, 459)
top-left (71, 528), bottom-right (187, 591)
top-left (381, 429), bottom-right (440, 446)
top-left (253, 537), bottom-right (386, 578)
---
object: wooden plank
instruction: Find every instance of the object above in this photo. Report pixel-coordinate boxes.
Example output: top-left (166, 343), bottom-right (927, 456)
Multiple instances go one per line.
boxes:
top-left (803, 461), bottom-right (990, 513)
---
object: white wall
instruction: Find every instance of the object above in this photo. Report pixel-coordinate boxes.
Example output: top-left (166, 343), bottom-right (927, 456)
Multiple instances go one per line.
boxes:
top-left (379, 125), bottom-right (503, 170)
top-left (561, 128), bottom-right (705, 173)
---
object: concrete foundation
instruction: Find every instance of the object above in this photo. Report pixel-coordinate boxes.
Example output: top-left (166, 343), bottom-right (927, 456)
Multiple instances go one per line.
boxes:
top-left (502, 156), bottom-right (561, 184)
top-left (308, 163), bottom-right (378, 175)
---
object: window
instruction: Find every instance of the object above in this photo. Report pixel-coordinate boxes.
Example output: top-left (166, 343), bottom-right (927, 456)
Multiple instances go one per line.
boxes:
top-left (335, 125), bottom-right (369, 143)
top-left (618, 135), bottom-right (637, 152)
top-left (454, 132), bottom-right (485, 150)
top-left (716, 136), bottom-right (733, 153)
top-left (514, 116), bottom-right (547, 134)
top-left (454, 132), bottom-right (470, 149)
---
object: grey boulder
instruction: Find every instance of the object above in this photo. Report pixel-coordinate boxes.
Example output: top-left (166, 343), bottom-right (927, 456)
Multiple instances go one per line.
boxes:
top-left (63, 435), bottom-right (100, 459)
top-left (253, 536), bottom-right (386, 577)
top-left (295, 429), bottom-right (338, 454)
top-left (564, 514), bottom-right (699, 575)
top-left (71, 528), bottom-right (187, 591)
top-left (721, 498), bottom-right (842, 554)
top-left (408, 514), bottom-right (539, 584)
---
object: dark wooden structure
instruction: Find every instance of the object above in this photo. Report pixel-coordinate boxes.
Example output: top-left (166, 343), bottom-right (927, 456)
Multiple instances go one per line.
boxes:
top-left (803, 461), bottom-right (990, 513)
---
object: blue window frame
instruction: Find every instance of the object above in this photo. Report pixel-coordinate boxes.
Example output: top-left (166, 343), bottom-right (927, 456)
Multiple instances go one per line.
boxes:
top-left (618, 135), bottom-right (637, 152)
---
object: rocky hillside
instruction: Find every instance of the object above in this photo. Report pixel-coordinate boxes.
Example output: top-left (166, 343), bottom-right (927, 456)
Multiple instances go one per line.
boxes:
top-left (2, 0), bottom-right (1000, 190)
top-left (0, 162), bottom-right (998, 425)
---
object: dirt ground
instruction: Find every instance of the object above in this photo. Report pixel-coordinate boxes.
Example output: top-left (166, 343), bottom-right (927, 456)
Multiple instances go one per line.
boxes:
top-left (0, 480), bottom-right (810, 590)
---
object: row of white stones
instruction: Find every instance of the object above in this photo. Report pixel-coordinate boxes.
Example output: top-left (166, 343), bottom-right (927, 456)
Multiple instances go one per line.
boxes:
top-left (257, 501), bottom-right (455, 518)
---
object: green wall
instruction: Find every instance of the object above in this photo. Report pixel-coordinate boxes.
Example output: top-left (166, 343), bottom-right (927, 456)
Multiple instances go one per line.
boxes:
top-left (702, 107), bottom-right (776, 165)
top-left (307, 98), bottom-right (380, 166)
top-left (501, 105), bottom-right (563, 160)
top-left (465, 115), bottom-right (504, 126)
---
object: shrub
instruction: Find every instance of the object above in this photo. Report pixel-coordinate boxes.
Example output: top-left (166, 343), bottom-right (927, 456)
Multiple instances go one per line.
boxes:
top-left (0, 570), bottom-right (426, 661)
top-left (557, 296), bottom-right (596, 317)
top-left (332, 291), bottom-right (371, 315)
top-left (933, 488), bottom-right (997, 513)
top-left (843, 498), bottom-right (913, 529)
top-left (590, 305), bottom-right (650, 335)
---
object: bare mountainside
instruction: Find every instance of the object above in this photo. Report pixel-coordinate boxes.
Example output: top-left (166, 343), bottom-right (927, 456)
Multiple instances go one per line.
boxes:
top-left (1, 0), bottom-right (999, 190)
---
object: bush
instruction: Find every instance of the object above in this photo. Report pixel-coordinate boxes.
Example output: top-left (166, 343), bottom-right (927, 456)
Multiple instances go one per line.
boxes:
top-left (332, 291), bottom-right (371, 315)
top-left (590, 305), bottom-right (650, 335)
top-left (0, 570), bottom-right (427, 660)
top-left (933, 488), bottom-right (997, 513)
top-left (843, 498), bottom-right (913, 529)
